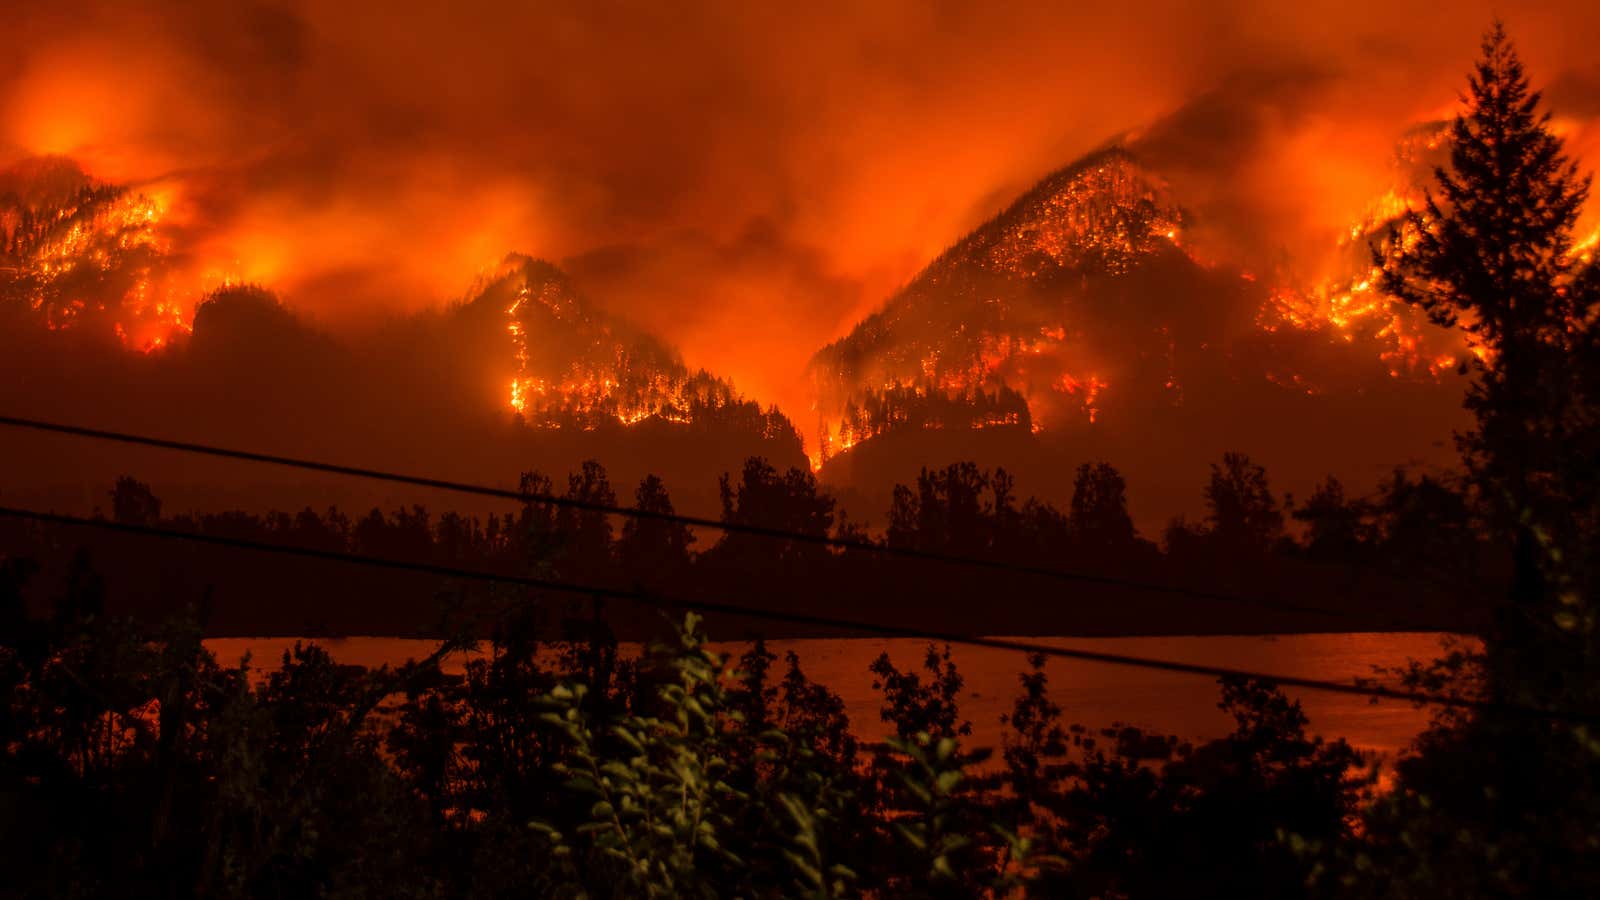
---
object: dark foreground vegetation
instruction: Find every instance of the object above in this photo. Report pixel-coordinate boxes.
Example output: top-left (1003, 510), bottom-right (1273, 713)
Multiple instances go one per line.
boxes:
top-left (1, 569), bottom-right (1596, 898)
top-left (3, 22), bottom-right (1600, 898)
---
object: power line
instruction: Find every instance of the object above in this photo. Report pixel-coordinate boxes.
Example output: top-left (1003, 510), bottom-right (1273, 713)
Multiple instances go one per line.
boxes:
top-left (0, 504), bottom-right (1577, 723)
top-left (0, 413), bottom-right (1411, 625)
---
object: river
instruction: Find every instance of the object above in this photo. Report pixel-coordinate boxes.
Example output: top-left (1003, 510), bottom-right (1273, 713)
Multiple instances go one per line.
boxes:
top-left (206, 631), bottom-right (1461, 762)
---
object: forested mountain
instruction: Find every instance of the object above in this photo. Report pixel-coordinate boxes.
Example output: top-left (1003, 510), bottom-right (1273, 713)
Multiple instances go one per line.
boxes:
top-left (808, 140), bottom-right (1474, 466)
top-left (0, 161), bottom-right (805, 516)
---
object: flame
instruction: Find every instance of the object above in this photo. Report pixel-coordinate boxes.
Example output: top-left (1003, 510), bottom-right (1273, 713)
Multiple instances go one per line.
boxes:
top-left (1051, 372), bottom-right (1107, 424)
top-left (506, 287), bottom-right (532, 413)
top-left (1257, 153), bottom-right (1469, 385)
top-left (1259, 268), bottom-right (1462, 381)
top-left (1338, 189), bottom-right (1412, 246)
top-left (2, 182), bottom-right (192, 350)
top-left (1571, 226), bottom-right (1600, 265)
top-left (499, 266), bottom-right (793, 449)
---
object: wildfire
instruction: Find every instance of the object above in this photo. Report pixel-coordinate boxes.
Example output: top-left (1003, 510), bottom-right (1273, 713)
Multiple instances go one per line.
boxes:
top-left (1257, 143), bottom-right (1467, 385)
top-left (805, 128), bottom-right (1485, 468)
top-left (495, 259), bottom-right (799, 450)
top-left (2, 181), bottom-right (192, 351)
top-left (506, 287), bottom-right (532, 413)
top-left (1260, 277), bottom-right (1462, 381)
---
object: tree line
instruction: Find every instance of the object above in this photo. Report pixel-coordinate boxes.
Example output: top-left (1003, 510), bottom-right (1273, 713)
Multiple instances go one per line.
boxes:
top-left (0, 445), bottom-right (1496, 638)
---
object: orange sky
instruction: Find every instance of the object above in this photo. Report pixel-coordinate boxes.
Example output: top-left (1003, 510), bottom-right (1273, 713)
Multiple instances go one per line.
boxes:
top-left (4, 1), bottom-right (1599, 419)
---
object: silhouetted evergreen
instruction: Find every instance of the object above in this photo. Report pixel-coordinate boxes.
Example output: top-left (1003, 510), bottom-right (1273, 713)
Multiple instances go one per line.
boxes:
top-left (618, 474), bottom-right (695, 579)
top-left (1331, 24), bottom-right (1600, 896)
top-left (1067, 462), bottom-right (1136, 553)
top-left (1380, 22), bottom-right (1598, 610)
top-left (711, 457), bottom-right (837, 573)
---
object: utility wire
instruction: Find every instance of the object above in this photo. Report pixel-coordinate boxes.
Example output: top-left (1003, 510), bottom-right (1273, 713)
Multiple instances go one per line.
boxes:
top-left (0, 413), bottom-right (1420, 625)
top-left (0, 504), bottom-right (1577, 723)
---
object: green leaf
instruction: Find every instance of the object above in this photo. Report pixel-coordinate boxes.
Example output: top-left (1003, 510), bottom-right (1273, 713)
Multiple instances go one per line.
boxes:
top-left (894, 823), bottom-right (927, 851)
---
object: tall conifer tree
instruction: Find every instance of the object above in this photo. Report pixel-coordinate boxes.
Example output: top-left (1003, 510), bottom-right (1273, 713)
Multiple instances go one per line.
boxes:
top-left (1380, 22), bottom-right (1596, 610)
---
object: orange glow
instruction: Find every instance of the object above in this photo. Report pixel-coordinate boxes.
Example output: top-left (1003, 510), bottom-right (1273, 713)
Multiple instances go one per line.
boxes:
top-left (1572, 227), bottom-right (1600, 265)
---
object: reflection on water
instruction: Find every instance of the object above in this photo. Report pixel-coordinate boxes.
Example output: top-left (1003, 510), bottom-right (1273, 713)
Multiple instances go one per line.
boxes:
top-left (206, 632), bottom-right (1459, 762)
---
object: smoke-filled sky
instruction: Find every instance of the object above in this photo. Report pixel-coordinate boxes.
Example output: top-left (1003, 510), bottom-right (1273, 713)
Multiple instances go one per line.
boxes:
top-left (4, 1), bottom-right (1599, 415)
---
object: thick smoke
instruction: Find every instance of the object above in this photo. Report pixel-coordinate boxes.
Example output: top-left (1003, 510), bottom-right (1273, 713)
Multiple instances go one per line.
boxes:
top-left (6, 2), bottom-right (1597, 410)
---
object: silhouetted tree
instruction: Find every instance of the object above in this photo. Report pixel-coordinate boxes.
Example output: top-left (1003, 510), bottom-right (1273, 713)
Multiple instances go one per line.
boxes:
top-left (1049, 677), bottom-right (1366, 899)
top-left (618, 474), bottom-right (694, 577)
top-left (555, 459), bottom-right (616, 577)
top-left (887, 462), bottom-right (991, 555)
top-left (285, 506), bottom-right (349, 553)
top-left (1068, 462), bottom-right (1135, 551)
top-left (514, 470), bottom-right (561, 574)
top-left (1203, 452), bottom-right (1283, 554)
top-left (1372, 469), bottom-right (1478, 577)
top-left (990, 467), bottom-right (1024, 551)
top-left (1326, 27), bottom-right (1600, 896)
top-left (1162, 514), bottom-right (1206, 562)
top-left (715, 457), bottom-right (835, 569)
top-left (1379, 22), bottom-right (1598, 608)
top-left (109, 476), bottom-right (161, 526)
top-left (354, 505), bottom-right (433, 562)
top-left (1292, 476), bottom-right (1372, 562)
top-left (998, 653), bottom-right (1072, 827)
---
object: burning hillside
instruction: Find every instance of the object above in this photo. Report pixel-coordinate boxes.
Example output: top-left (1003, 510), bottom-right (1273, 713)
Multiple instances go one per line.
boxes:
top-left (0, 160), bottom-right (809, 508)
top-left (808, 148), bottom-right (1184, 464)
top-left (806, 129), bottom-right (1490, 469)
top-left (0, 153), bottom-right (803, 464)
top-left (464, 256), bottom-right (802, 454)
top-left (0, 157), bottom-right (190, 352)
top-left (1254, 122), bottom-right (1472, 383)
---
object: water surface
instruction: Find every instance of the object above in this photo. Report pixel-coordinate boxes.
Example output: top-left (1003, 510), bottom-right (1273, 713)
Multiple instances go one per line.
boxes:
top-left (208, 632), bottom-right (1458, 761)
